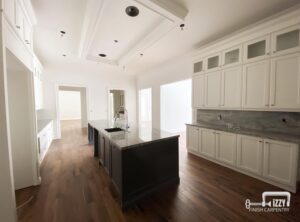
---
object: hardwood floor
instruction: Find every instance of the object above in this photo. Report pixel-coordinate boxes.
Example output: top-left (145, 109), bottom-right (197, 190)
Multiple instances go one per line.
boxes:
top-left (16, 120), bottom-right (300, 222)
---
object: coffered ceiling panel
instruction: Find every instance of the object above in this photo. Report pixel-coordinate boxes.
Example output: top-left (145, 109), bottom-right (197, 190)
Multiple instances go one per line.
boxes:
top-left (79, 0), bottom-right (187, 66)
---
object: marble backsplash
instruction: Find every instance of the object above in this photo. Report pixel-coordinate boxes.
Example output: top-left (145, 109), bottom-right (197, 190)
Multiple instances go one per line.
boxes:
top-left (196, 109), bottom-right (300, 136)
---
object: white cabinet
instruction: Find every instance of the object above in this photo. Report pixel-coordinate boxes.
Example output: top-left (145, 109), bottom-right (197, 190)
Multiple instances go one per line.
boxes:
top-left (221, 66), bottom-right (242, 108)
top-left (192, 74), bottom-right (205, 108)
top-left (33, 59), bottom-right (44, 110)
top-left (205, 71), bottom-right (222, 107)
top-left (193, 59), bottom-right (205, 75)
top-left (38, 121), bottom-right (53, 163)
top-left (187, 125), bottom-right (199, 153)
top-left (237, 135), bottom-right (263, 175)
top-left (263, 139), bottom-right (298, 186)
top-left (3, 0), bottom-right (15, 24)
top-left (271, 24), bottom-right (300, 57)
top-left (270, 53), bottom-right (300, 109)
top-left (206, 53), bottom-right (221, 72)
top-left (222, 45), bottom-right (242, 68)
top-left (216, 131), bottom-right (237, 166)
top-left (244, 35), bottom-right (271, 63)
top-left (242, 60), bottom-right (270, 108)
top-left (23, 18), bottom-right (32, 48)
top-left (15, 1), bottom-right (24, 37)
top-left (201, 129), bottom-right (216, 158)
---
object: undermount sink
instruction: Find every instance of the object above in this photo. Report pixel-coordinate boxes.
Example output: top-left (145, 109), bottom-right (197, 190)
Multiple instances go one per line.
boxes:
top-left (105, 127), bottom-right (124, 133)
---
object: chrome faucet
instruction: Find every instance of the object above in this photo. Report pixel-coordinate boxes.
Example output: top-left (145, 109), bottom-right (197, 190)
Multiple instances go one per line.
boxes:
top-left (114, 107), bottom-right (129, 131)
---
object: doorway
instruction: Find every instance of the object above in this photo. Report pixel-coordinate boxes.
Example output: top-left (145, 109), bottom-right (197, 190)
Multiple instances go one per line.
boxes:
top-left (160, 79), bottom-right (192, 148)
top-left (139, 88), bottom-right (152, 127)
top-left (57, 86), bottom-right (88, 138)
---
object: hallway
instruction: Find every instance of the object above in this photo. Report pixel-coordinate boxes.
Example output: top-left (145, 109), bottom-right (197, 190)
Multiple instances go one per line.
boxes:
top-left (16, 120), bottom-right (300, 222)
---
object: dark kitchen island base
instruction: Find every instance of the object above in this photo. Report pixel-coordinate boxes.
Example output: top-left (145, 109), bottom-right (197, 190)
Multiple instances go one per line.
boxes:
top-left (88, 120), bottom-right (180, 210)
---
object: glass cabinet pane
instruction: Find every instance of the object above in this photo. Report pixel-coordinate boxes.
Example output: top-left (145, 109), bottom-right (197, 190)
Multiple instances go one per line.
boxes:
top-left (207, 56), bottom-right (219, 69)
top-left (225, 49), bottom-right (239, 65)
top-left (194, 61), bottom-right (203, 73)
top-left (247, 40), bottom-right (266, 59)
top-left (276, 29), bottom-right (299, 52)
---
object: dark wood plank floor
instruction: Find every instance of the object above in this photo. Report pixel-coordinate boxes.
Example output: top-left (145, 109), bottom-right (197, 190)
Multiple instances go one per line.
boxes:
top-left (16, 120), bottom-right (300, 222)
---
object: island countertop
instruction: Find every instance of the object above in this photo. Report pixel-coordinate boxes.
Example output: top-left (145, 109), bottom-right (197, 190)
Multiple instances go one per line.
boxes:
top-left (89, 120), bottom-right (179, 149)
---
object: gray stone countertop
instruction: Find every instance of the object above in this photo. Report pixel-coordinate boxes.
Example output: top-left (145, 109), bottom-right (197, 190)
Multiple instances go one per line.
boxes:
top-left (89, 120), bottom-right (179, 149)
top-left (37, 119), bottom-right (53, 134)
top-left (186, 122), bottom-right (300, 144)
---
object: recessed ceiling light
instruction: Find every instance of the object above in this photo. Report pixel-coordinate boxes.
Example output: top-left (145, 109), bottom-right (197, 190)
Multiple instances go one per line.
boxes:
top-left (125, 6), bottom-right (139, 17)
top-left (62, 54), bottom-right (66, 57)
top-left (98, 54), bottom-right (107, 57)
top-left (180, 24), bottom-right (185, 30)
top-left (114, 40), bottom-right (118, 43)
top-left (60, 30), bottom-right (66, 37)
top-left (140, 53), bottom-right (144, 56)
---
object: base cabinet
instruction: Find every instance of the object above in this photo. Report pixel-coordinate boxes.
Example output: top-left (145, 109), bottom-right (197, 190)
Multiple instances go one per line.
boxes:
top-left (186, 125), bottom-right (299, 192)
top-left (263, 139), bottom-right (298, 186)
top-left (237, 135), bottom-right (263, 175)
top-left (216, 132), bottom-right (237, 166)
top-left (201, 129), bottom-right (216, 158)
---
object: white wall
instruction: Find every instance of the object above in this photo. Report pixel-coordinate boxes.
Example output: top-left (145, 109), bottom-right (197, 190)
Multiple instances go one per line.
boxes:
top-left (38, 61), bottom-right (137, 138)
top-left (136, 55), bottom-right (193, 129)
top-left (59, 90), bottom-right (81, 120)
top-left (161, 79), bottom-right (192, 133)
top-left (139, 88), bottom-right (152, 122)
top-left (0, 11), bottom-right (17, 221)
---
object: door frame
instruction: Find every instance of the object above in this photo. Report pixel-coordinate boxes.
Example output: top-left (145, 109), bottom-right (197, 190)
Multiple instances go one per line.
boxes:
top-left (55, 83), bottom-right (90, 139)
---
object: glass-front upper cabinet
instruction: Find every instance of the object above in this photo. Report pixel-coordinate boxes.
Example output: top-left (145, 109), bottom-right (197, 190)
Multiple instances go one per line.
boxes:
top-left (244, 35), bottom-right (271, 63)
top-left (193, 59), bottom-right (205, 75)
top-left (206, 53), bottom-right (221, 72)
top-left (222, 45), bottom-right (242, 68)
top-left (271, 24), bottom-right (300, 57)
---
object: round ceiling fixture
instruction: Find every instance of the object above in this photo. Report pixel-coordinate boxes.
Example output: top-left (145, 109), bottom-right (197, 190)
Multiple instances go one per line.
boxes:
top-left (180, 24), bottom-right (185, 30)
top-left (114, 40), bottom-right (119, 43)
top-left (98, 53), bottom-right (107, 57)
top-left (62, 54), bottom-right (66, 57)
top-left (125, 6), bottom-right (139, 17)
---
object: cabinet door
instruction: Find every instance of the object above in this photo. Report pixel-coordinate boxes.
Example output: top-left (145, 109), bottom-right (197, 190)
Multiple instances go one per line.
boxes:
top-left (15, 1), bottom-right (24, 37)
top-left (100, 135), bottom-right (105, 165)
top-left (221, 66), bottom-right (242, 108)
top-left (193, 59), bottom-right (205, 75)
top-left (272, 24), bottom-right (300, 57)
top-left (222, 45), bottom-right (242, 68)
top-left (192, 74), bottom-right (205, 108)
top-left (206, 53), bottom-right (221, 72)
top-left (237, 135), bottom-right (263, 175)
top-left (242, 60), bottom-right (270, 108)
top-left (104, 138), bottom-right (111, 176)
top-left (216, 132), bottom-right (237, 166)
top-left (263, 139), bottom-right (298, 186)
top-left (23, 18), bottom-right (32, 48)
top-left (270, 53), bottom-right (300, 109)
top-left (244, 35), bottom-right (270, 63)
top-left (187, 126), bottom-right (199, 153)
top-left (33, 75), bottom-right (41, 110)
top-left (201, 129), bottom-right (216, 158)
top-left (205, 71), bottom-right (222, 107)
top-left (4, 0), bottom-right (15, 24)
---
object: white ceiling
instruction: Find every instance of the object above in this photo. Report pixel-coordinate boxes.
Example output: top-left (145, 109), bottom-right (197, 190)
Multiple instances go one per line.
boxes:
top-left (32, 0), bottom-right (300, 75)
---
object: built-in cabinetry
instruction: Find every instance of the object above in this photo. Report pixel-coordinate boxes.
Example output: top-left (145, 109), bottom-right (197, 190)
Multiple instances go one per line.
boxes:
top-left (193, 20), bottom-right (300, 111)
top-left (38, 121), bottom-right (53, 163)
top-left (186, 125), bottom-right (299, 192)
top-left (33, 57), bottom-right (44, 110)
top-left (3, 0), bottom-right (33, 50)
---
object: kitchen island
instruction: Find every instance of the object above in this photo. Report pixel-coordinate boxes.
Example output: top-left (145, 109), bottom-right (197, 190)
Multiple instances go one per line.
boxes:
top-left (88, 120), bottom-right (180, 209)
